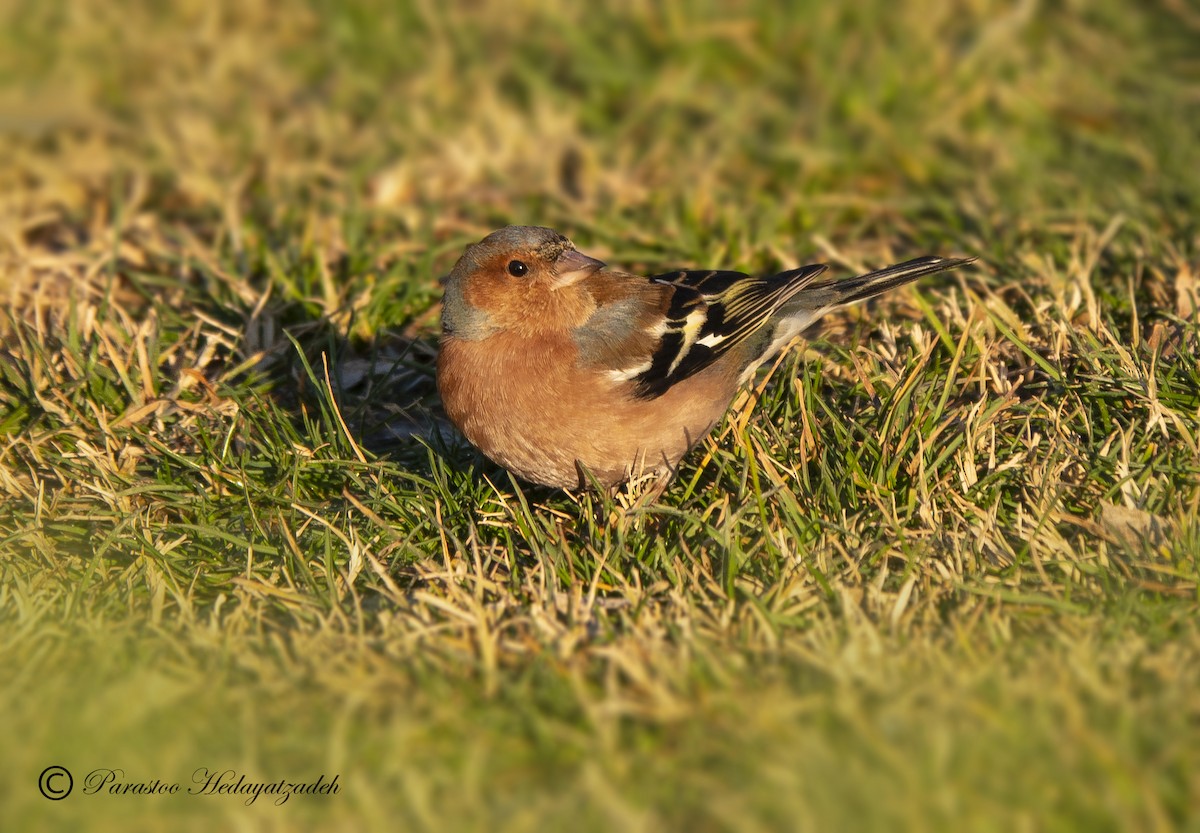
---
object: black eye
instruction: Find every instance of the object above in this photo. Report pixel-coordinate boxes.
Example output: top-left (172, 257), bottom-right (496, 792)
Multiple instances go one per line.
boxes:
top-left (507, 260), bottom-right (528, 277)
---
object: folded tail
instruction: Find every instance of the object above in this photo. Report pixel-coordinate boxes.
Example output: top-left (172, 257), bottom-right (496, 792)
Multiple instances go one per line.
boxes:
top-left (799, 255), bottom-right (976, 310)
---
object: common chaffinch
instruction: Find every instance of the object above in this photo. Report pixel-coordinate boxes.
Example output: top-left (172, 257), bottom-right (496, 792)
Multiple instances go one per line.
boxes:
top-left (437, 225), bottom-right (972, 489)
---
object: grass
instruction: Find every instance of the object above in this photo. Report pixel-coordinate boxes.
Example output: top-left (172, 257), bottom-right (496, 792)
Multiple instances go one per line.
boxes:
top-left (2, 0), bottom-right (1199, 830)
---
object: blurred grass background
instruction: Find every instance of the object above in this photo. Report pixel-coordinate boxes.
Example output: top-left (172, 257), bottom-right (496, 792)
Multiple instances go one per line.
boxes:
top-left (1, 0), bottom-right (1198, 830)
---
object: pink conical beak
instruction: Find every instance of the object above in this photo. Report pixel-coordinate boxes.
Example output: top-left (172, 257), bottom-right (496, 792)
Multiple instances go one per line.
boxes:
top-left (551, 248), bottom-right (605, 288)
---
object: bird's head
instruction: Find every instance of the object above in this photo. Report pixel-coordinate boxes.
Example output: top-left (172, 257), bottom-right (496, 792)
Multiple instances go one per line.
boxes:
top-left (442, 225), bottom-right (606, 340)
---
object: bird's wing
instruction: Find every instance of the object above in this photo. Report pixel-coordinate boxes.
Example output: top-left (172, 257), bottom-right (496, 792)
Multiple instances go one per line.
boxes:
top-left (574, 265), bottom-right (828, 399)
top-left (577, 255), bottom-right (976, 399)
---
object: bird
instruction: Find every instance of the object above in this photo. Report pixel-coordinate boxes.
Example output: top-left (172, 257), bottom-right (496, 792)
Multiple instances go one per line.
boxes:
top-left (437, 225), bottom-right (973, 489)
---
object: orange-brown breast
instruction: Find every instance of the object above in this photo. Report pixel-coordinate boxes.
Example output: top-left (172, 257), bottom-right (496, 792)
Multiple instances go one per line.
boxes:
top-left (437, 329), bottom-right (740, 488)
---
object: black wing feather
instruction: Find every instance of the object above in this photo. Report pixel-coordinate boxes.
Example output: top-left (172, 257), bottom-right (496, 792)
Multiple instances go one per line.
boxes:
top-left (633, 265), bottom-right (828, 398)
